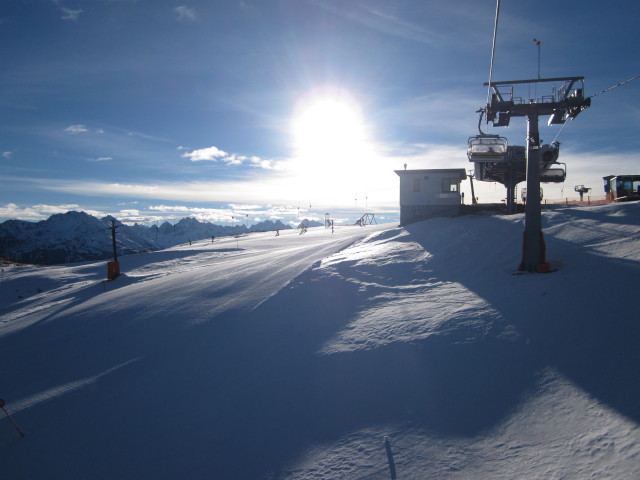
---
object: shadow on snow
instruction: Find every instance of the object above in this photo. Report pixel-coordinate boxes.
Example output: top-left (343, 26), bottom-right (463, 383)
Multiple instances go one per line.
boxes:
top-left (1, 208), bottom-right (638, 479)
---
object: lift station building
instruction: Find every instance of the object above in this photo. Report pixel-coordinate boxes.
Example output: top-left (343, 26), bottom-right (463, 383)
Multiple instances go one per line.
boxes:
top-left (395, 168), bottom-right (467, 226)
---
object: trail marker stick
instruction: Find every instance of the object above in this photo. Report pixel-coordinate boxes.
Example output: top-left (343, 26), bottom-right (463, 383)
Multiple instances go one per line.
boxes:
top-left (384, 436), bottom-right (397, 480)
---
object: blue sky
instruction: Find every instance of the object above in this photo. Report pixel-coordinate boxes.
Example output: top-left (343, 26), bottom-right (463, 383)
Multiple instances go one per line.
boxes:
top-left (1, 0), bottom-right (638, 226)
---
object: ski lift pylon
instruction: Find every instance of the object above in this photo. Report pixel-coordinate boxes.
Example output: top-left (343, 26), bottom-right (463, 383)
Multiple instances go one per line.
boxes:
top-left (467, 134), bottom-right (508, 162)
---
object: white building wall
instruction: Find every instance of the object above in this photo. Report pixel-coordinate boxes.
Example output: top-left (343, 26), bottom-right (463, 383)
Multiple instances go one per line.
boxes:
top-left (398, 171), bottom-right (461, 207)
top-left (396, 169), bottom-right (466, 226)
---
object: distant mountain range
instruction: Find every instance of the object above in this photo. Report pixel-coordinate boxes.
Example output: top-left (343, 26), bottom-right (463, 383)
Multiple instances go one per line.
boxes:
top-left (0, 211), bottom-right (291, 265)
top-left (298, 219), bottom-right (325, 229)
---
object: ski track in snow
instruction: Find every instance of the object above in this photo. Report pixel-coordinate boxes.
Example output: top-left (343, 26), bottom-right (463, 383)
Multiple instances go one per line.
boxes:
top-left (1, 204), bottom-right (640, 479)
top-left (0, 225), bottom-right (390, 333)
top-left (10, 358), bottom-right (140, 414)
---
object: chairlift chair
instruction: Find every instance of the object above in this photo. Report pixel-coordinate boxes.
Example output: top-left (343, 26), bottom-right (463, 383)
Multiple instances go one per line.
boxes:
top-left (467, 135), bottom-right (508, 162)
top-left (539, 142), bottom-right (565, 183)
top-left (540, 165), bottom-right (566, 183)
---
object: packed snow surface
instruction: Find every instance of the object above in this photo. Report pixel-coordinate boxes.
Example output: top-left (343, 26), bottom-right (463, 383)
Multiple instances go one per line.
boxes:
top-left (1, 203), bottom-right (639, 479)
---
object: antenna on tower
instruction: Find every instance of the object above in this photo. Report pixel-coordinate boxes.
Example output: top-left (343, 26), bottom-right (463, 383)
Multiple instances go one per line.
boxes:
top-left (533, 38), bottom-right (541, 79)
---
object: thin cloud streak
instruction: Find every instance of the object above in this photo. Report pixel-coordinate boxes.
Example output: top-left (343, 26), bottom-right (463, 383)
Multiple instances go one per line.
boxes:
top-left (307, 0), bottom-right (442, 46)
top-left (4, 139), bottom-right (634, 215)
top-left (174, 6), bottom-right (197, 23)
top-left (1, 157), bottom-right (399, 211)
top-left (60, 8), bottom-right (83, 21)
top-left (52, 1), bottom-right (82, 21)
top-left (64, 124), bottom-right (89, 134)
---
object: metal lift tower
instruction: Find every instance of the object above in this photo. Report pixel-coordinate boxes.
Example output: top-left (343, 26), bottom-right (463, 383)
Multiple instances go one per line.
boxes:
top-left (484, 76), bottom-right (590, 272)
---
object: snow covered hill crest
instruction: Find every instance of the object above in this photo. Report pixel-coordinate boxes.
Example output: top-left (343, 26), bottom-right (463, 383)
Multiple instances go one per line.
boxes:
top-left (0, 211), bottom-right (291, 265)
top-left (1, 202), bottom-right (639, 479)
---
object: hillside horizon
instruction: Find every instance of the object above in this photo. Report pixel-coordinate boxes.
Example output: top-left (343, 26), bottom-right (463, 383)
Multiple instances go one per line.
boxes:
top-left (0, 210), bottom-right (293, 265)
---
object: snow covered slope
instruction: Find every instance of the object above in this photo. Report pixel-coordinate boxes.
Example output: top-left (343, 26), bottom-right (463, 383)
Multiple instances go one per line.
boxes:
top-left (1, 204), bottom-right (639, 479)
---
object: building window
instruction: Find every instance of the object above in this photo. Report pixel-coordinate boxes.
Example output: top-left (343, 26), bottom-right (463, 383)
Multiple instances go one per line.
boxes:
top-left (442, 178), bottom-right (458, 193)
top-left (413, 178), bottom-right (421, 192)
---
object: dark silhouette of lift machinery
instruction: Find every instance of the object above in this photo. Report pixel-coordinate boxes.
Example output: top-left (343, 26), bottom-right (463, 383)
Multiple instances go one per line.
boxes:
top-left (466, 120), bottom-right (514, 212)
top-left (483, 76), bottom-right (590, 271)
top-left (574, 184), bottom-right (591, 201)
top-left (467, 113), bottom-right (565, 214)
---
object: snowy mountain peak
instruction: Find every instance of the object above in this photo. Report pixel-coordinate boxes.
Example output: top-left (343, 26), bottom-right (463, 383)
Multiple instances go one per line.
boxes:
top-left (0, 210), bottom-right (291, 265)
top-left (298, 218), bottom-right (324, 228)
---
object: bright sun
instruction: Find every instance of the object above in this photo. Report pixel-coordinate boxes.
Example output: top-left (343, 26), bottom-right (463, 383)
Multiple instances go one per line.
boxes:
top-left (286, 89), bottom-right (388, 207)
top-left (291, 92), bottom-right (370, 175)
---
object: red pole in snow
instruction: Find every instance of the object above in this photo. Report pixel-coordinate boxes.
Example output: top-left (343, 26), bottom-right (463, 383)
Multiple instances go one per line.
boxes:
top-left (0, 399), bottom-right (26, 438)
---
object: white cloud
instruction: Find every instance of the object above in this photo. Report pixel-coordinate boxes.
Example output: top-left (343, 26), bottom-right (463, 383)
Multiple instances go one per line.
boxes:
top-left (181, 146), bottom-right (228, 161)
top-left (174, 6), bottom-right (197, 23)
top-left (0, 203), bottom-right (86, 221)
top-left (148, 205), bottom-right (238, 224)
top-left (89, 157), bottom-right (113, 162)
top-left (222, 154), bottom-right (248, 166)
top-left (249, 156), bottom-right (274, 169)
top-left (28, 171), bottom-right (395, 213)
top-left (2, 151), bottom-right (11, 159)
top-left (34, 203), bottom-right (83, 214)
top-left (228, 203), bottom-right (264, 211)
top-left (145, 203), bottom-right (323, 225)
top-left (181, 146), bottom-right (274, 169)
top-left (148, 205), bottom-right (193, 213)
top-left (65, 124), bottom-right (88, 134)
top-left (118, 209), bottom-right (140, 217)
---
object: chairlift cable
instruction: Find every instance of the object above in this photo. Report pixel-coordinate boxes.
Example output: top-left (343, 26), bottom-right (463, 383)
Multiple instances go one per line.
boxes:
top-left (486, 0), bottom-right (501, 106)
top-left (551, 117), bottom-right (571, 144)
top-left (588, 73), bottom-right (640, 99)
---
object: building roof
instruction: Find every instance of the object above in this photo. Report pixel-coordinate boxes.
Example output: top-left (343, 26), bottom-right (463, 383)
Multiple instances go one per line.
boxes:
top-left (394, 168), bottom-right (467, 179)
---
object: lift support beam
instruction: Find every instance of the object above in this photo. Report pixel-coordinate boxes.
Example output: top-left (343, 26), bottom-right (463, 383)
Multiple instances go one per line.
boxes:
top-left (483, 77), bottom-right (591, 272)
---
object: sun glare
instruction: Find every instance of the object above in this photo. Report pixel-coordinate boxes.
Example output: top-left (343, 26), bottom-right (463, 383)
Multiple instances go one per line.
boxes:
top-left (293, 98), bottom-right (366, 156)
top-left (291, 92), bottom-right (371, 175)
top-left (286, 89), bottom-right (392, 208)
